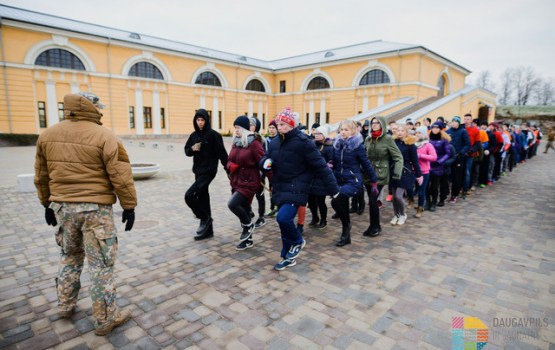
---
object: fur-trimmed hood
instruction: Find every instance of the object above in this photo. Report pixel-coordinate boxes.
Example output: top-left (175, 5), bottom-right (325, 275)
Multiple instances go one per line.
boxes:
top-left (333, 133), bottom-right (364, 151)
top-left (395, 134), bottom-right (417, 145)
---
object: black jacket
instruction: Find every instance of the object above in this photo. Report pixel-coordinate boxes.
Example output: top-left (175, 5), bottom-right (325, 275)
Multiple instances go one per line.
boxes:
top-left (262, 128), bottom-right (339, 206)
top-left (184, 109), bottom-right (228, 175)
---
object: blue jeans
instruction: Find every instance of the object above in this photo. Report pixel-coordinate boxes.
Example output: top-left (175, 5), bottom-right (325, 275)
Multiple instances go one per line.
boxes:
top-left (416, 173), bottom-right (430, 207)
top-left (276, 203), bottom-right (301, 258)
top-left (464, 157), bottom-right (473, 191)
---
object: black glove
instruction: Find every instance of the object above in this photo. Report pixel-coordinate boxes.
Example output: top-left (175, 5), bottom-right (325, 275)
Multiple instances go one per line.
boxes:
top-left (45, 208), bottom-right (57, 226)
top-left (122, 209), bottom-right (135, 231)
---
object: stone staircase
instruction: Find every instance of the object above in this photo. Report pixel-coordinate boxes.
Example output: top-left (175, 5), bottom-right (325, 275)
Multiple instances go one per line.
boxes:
top-left (386, 96), bottom-right (441, 122)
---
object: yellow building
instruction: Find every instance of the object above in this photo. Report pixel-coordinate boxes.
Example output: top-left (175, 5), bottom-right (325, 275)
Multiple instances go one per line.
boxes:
top-left (0, 4), bottom-right (496, 135)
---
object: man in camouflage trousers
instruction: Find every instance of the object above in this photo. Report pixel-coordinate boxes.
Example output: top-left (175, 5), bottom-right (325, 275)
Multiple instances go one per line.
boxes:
top-left (34, 92), bottom-right (137, 336)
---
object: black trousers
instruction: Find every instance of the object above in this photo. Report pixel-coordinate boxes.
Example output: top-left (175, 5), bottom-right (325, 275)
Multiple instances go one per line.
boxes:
top-left (184, 172), bottom-right (216, 220)
top-left (365, 183), bottom-right (385, 229)
top-left (331, 194), bottom-right (350, 228)
top-left (439, 173), bottom-right (450, 202)
top-left (479, 155), bottom-right (489, 185)
top-left (428, 174), bottom-right (441, 205)
top-left (450, 158), bottom-right (465, 198)
top-left (255, 186), bottom-right (265, 218)
top-left (350, 190), bottom-right (365, 211)
top-left (227, 191), bottom-right (252, 224)
top-left (308, 194), bottom-right (328, 222)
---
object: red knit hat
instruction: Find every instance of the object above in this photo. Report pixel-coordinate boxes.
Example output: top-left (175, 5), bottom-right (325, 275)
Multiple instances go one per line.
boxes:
top-left (275, 107), bottom-right (298, 128)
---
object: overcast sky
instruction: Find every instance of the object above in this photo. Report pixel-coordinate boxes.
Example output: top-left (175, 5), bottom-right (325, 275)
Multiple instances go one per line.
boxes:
top-left (4, 0), bottom-right (555, 90)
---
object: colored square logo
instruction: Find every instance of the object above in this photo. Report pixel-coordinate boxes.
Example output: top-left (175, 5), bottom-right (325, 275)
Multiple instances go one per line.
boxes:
top-left (452, 317), bottom-right (488, 350)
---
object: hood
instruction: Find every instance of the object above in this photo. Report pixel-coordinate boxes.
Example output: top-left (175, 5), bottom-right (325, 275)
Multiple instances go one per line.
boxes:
top-left (63, 94), bottom-right (103, 125)
top-left (369, 116), bottom-right (387, 139)
top-left (333, 133), bottom-right (364, 151)
top-left (404, 134), bottom-right (417, 145)
top-left (193, 109), bottom-right (211, 132)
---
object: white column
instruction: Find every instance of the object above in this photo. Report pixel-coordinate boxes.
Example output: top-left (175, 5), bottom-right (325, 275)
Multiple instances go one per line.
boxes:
top-left (320, 98), bottom-right (326, 124)
top-left (70, 83), bottom-right (80, 94)
top-left (46, 81), bottom-right (58, 127)
top-left (378, 94), bottom-right (384, 107)
top-left (213, 97), bottom-right (219, 130)
top-left (135, 89), bottom-right (144, 135)
top-left (153, 90), bottom-right (161, 134)
top-left (257, 101), bottom-right (263, 121)
top-left (363, 95), bottom-right (369, 112)
top-left (200, 95), bottom-right (206, 109)
top-left (248, 99), bottom-right (253, 116)
top-left (309, 100), bottom-right (315, 127)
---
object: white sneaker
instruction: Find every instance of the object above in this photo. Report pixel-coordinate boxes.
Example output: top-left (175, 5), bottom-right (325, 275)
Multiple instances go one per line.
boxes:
top-left (390, 215), bottom-right (399, 225)
top-left (397, 214), bottom-right (407, 225)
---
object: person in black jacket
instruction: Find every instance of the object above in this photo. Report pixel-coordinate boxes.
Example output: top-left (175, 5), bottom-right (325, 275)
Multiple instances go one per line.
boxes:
top-left (308, 126), bottom-right (333, 229)
top-left (261, 108), bottom-right (339, 271)
top-left (184, 109), bottom-right (228, 240)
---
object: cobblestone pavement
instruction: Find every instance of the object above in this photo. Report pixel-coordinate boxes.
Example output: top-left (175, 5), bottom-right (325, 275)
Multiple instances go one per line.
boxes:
top-left (1, 140), bottom-right (554, 349)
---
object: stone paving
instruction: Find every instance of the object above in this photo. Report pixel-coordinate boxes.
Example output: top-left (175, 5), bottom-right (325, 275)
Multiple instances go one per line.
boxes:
top-left (0, 139), bottom-right (554, 350)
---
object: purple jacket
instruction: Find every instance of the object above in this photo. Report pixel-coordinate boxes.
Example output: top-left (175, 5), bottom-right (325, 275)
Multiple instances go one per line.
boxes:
top-left (429, 138), bottom-right (451, 176)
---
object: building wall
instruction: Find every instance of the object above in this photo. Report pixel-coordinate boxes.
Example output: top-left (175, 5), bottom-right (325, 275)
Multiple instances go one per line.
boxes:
top-left (0, 22), bottom-right (494, 136)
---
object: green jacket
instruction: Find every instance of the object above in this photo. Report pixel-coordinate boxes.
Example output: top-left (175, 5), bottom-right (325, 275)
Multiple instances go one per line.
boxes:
top-left (364, 116), bottom-right (403, 185)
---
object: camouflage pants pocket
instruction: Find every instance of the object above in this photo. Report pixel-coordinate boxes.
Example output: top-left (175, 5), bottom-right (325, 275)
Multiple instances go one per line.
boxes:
top-left (93, 227), bottom-right (118, 267)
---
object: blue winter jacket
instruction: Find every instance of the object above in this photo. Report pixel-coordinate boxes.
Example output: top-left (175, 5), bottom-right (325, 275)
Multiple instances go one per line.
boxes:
top-left (446, 126), bottom-right (470, 157)
top-left (331, 134), bottom-right (377, 197)
top-left (262, 128), bottom-right (339, 206)
top-left (391, 137), bottom-right (422, 190)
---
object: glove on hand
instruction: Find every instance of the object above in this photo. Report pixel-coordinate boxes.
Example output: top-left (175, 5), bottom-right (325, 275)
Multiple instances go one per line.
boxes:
top-left (45, 208), bottom-right (57, 226)
top-left (370, 182), bottom-right (379, 197)
top-left (122, 209), bottom-right (135, 231)
top-left (416, 176), bottom-right (424, 186)
top-left (484, 150), bottom-right (490, 156)
top-left (228, 162), bottom-right (239, 173)
top-left (262, 159), bottom-right (273, 170)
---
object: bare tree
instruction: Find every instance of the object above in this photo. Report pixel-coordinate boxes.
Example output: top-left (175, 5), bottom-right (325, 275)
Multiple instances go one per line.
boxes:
top-left (513, 66), bottom-right (540, 106)
top-left (498, 68), bottom-right (514, 105)
top-left (476, 70), bottom-right (495, 91)
top-left (534, 78), bottom-right (554, 105)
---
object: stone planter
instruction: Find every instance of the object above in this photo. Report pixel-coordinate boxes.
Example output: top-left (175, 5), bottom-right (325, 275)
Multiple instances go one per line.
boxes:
top-left (131, 163), bottom-right (160, 179)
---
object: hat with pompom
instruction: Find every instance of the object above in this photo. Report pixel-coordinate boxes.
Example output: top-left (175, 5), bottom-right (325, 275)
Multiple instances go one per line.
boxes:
top-left (275, 107), bottom-right (298, 128)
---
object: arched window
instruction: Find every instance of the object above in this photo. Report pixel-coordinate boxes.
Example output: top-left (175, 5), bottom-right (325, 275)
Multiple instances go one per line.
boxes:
top-left (359, 69), bottom-right (390, 85)
top-left (35, 49), bottom-right (85, 70)
top-left (246, 79), bottom-right (265, 92)
top-left (437, 75), bottom-right (446, 97)
top-left (195, 71), bottom-right (222, 87)
top-left (307, 76), bottom-right (330, 90)
top-left (129, 62), bottom-right (164, 80)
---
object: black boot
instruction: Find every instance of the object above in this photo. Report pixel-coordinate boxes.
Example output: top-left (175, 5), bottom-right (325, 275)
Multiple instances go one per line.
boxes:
top-left (317, 219), bottom-right (327, 229)
top-left (429, 202), bottom-right (437, 212)
top-left (308, 216), bottom-right (320, 226)
top-left (356, 203), bottom-right (365, 215)
top-left (336, 223), bottom-right (352, 247)
top-left (194, 222), bottom-right (214, 241)
top-left (196, 217), bottom-right (213, 234)
top-left (363, 225), bottom-right (381, 237)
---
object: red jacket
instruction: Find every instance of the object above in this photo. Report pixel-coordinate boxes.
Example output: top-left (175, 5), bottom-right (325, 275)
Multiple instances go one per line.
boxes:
top-left (227, 139), bottom-right (265, 202)
top-left (465, 125), bottom-right (481, 157)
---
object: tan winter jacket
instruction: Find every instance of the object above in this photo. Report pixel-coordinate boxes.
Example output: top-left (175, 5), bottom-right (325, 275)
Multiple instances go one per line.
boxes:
top-left (34, 94), bottom-right (137, 209)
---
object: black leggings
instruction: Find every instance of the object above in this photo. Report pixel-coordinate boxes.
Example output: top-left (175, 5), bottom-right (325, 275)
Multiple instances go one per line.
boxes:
top-left (331, 194), bottom-right (350, 228)
top-left (227, 192), bottom-right (252, 225)
top-left (308, 194), bottom-right (327, 222)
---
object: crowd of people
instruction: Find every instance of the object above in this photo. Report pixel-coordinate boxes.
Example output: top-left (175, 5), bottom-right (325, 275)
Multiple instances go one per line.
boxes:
top-left (184, 107), bottom-right (552, 271)
top-left (34, 92), bottom-right (552, 334)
